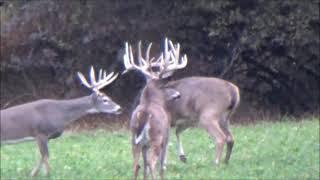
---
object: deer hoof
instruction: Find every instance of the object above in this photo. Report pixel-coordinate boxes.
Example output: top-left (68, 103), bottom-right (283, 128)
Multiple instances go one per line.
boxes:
top-left (213, 159), bottom-right (221, 166)
top-left (179, 155), bottom-right (187, 163)
top-left (30, 168), bottom-right (39, 177)
top-left (30, 171), bottom-right (39, 177)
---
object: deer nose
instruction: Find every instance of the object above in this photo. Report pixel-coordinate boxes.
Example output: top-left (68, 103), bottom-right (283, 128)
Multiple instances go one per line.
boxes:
top-left (114, 105), bottom-right (122, 114)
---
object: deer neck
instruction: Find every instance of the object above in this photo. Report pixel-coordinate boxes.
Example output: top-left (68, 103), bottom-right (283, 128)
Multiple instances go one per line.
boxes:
top-left (58, 95), bottom-right (94, 125)
top-left (140, 84), bottom-right (165, 107)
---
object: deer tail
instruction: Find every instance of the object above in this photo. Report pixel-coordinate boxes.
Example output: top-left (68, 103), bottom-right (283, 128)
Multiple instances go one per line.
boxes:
top-left (134, 111), bottom-right (152, 145)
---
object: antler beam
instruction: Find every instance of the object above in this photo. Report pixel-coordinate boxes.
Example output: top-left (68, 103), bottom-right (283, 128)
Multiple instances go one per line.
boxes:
top-left (77, 66), bottom-right (118, 91)
top-left (123, 37), bottom-right (188, 79)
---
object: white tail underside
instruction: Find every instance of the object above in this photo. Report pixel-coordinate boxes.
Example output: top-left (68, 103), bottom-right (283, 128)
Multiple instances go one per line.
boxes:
top-left (135, 121), bottom-right (150, 145)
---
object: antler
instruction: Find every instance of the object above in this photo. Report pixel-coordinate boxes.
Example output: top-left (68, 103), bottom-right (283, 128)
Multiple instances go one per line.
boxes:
top-left (123, 38), bottom-right (187, 79)
top-left (123, 41), bottom-right (162, 79)
top-left (77, 66), bottom-right (118, 92)
top-left (160, 38), bottom-right (188, 78)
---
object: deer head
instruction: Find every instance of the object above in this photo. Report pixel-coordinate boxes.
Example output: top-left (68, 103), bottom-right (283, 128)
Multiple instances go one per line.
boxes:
top-left (77, 66), bottom-right (122, 114)
top-left (122, 38), bottom-right (187, 102)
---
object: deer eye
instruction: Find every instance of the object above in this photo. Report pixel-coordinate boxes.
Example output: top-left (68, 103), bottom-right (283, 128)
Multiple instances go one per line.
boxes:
top-left (102, 97), bottom-right (110, 104)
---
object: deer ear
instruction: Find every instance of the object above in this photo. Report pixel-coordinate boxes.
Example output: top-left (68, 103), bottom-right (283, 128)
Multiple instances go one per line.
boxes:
top-left (164, 88), bottom-right (180, 101)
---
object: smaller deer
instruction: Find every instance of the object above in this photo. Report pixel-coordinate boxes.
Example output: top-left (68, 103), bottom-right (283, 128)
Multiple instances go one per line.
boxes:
top-left (123, 39), bottom-right (187, 180)
top-left (0, 66), bottom-right (122, 176)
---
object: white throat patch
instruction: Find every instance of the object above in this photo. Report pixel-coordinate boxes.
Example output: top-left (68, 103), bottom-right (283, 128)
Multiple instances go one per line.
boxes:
top-left (87, 108), bottom-right (98, 114)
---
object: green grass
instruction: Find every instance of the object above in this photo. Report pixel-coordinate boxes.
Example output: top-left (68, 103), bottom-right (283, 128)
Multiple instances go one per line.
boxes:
top-left (1, 119), bottom-right (319, 179)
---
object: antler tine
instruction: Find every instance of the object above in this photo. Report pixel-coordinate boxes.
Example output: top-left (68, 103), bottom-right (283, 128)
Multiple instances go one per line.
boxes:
top-left (123, 42), bottom-right (131, 70)
top-left (103, 71), bottom-right (115, 82)
top-left (77, 71), bottom-right (92, 89)
top-left (168, 40), bottom-right (180, 64)
top-left (95, 70), bottom-right (120, 90)
top-left (89, 66), bottom-right (97, 86)
top-left (145, 42), bottom-right (153, 64)
top-left (97, 69), bottom-right (106, 82)
top-left (123, 41), bottom-right (158, 79)
top-left (159, 38), bottom-right (188, 78)
top-left (157, 52), bottom-right (165, 72)
top-left (98, 68), bottom-right (103, 81)
top-left (137, 41), bottom-right (142, 65)
top-left (103, 70), bottom-right (107, 79)
top-left (130, 44), bottom-right (143, 70)
top-left (163, 38), bottom-right (171, 63)
top-left (161, 38), bottom-right (175, 66)
top-left (168, 47), bottom-right (187, 70)
top-left (78, 66), bottom-right (119, 91)
top-left (130, 43), bottom-right (144, 70)
top-left (123, 42), bottom-right (139, 73)
top-left (95, 72), bottom-right (119, 90)
top-left (137, 41), bottom-right (150, 66)
top-left (129, 44), bottom-right (135, 68)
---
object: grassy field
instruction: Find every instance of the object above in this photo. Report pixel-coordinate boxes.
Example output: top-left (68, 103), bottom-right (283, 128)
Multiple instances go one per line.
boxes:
top-left (1, 118), bottom-right (319, 179)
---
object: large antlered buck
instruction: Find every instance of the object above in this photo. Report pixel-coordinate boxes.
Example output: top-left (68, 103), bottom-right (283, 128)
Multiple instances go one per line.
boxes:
top-left (128, 38), bottom-right (240, 170)
top-left (123, 39), bottom-right (187, 180)
top-left (161, 38), bottom-right (240, 166)
top-left (165, 76), bottom-right (240, 165)
top-left (0, 66), bottom-right (122, 176)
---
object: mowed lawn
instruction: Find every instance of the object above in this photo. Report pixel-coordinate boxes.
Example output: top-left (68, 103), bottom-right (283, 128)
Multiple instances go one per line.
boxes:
top-left (1, 119), bottom-right (319, 179)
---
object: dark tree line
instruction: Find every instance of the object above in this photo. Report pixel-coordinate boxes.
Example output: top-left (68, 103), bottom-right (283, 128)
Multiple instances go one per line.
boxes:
top-left (1, 0), bottom-right (319, 123)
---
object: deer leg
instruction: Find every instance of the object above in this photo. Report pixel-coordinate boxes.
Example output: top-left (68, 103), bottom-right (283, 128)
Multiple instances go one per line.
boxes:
top-left (40, 135), bottom-right (50, 176)
top-left (223, 129), bottom-right (234, 164)
top-left (43, 154), bottom-right (51, 176)
top-left (160, 148), bottom-right (165, 180)
top-left (149, 145), bottom-right (161, 180)
top-left (209, 122), bottom-right (226, 165)
top-left (201, 115), bottom-right (226, 165)
top-left (30, 158), bottom-right (43, 177)
top-left (176, 124), bottom-right (188, 163)
top-left (132, 144), bottom-right (141, 180)
top-left (142, 146), bottom-right (149, 180)
top-left (31, 135), bottom-right (49, 177)
top-left (219, 116), bottom-right (234, 164)
top-left (160, 129), bottom-right (170, 171)
top-left (160, 129), bottom-right (169, 179)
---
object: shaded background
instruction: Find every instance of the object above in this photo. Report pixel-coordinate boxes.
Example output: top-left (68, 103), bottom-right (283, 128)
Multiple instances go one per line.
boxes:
top-left (1, 0), bottom-right (319, 129)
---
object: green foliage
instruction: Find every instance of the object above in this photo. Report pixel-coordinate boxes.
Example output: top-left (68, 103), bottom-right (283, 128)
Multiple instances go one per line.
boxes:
top-left (1, 119), bottom-right (319, 179)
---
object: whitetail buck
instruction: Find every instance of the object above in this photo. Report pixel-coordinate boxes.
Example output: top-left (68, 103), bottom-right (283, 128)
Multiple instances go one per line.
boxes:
top-left (123, 40), bottom-right (187, 180)
top-left (0, 66), bottom-right (122, 176)
top-left (165, 76), bottom-right (240, 165)
top-left (161, 38), bottom-right (241, 166)
top-left (128, 38), bottom-right (240, 167)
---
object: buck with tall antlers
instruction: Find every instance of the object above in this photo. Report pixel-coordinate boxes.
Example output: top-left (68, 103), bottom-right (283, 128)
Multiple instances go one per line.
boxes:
top-left (129, 38), bottom-right (240, 168)
top-left (0, 66), bottom-right (122, 176)
top-left (160, 38), bottom-right (240, 166)
top-left (123, 39), bottom-right (187, 180)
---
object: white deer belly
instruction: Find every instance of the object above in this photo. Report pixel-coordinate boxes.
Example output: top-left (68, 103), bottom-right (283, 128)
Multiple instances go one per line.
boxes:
top-left (1, 137), bottom-right (35, 145)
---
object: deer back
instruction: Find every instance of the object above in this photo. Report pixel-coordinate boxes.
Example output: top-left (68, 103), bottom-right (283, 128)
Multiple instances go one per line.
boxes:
top-left (165, 76), bottom-right (240, 122)
top-left (130, 80), bottom-right (177, 144)
top-left (131, 81), bottom-right (170, 128)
